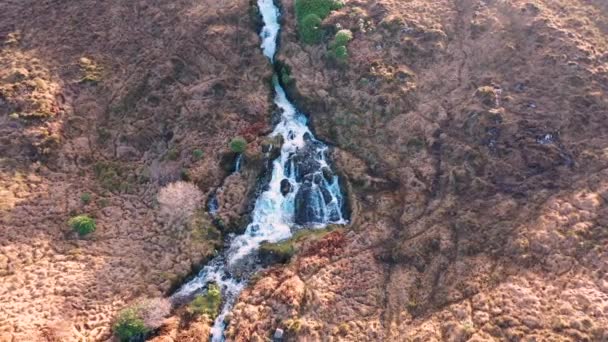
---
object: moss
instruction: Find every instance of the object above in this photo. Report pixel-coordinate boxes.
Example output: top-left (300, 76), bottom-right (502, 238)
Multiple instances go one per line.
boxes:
top-left (113, 307), bottom-right (149, 342)
top-left (229, 136), bottom-right (247, 153)
top-left (187, 283), bottom-right (222, 319)
top-left (260, 240), bottom-right (295, 264)
top-left (68, 214), bottom-right (96, 236)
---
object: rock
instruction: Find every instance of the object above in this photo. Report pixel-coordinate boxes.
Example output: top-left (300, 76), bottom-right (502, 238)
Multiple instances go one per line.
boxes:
top-left (280, 179), bottom-right (292, 196)
top-left (273, 328), bottom-right (284, 341)
top-left (294, 182), bottom-right (325, 226)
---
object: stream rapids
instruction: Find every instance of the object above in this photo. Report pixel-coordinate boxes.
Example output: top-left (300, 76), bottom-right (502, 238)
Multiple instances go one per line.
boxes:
top-left (172, 1), bottom-right (347, 340)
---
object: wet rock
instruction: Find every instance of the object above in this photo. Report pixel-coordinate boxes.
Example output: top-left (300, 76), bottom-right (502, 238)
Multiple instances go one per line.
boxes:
top-left (294, 182), bottom-right (325, 226)
top-left (280, 179), bottom-right (292, 196)
top-left (273, 328), bottom-right (284, 341)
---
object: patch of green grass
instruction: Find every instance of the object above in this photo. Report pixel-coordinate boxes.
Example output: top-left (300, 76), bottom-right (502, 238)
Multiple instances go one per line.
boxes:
top-left (69, 214), bottom-right (96, 236)
top-left (113, 307), bottom-right (149, 342)
top-left (187, 283), bottom-right (222, 319)
top-left (229, 137), bottom-right (247, 153)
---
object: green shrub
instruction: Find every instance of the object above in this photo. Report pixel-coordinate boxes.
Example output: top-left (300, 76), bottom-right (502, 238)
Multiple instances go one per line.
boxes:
top-left (69, 215), bottom-right (96, 236)
top-left (192, 149), bottom-right (204, 160)
top-left (330, 45), bottom-right (349, 62)
top-left (299, 14), bottom-right (323, 44)
top-left (80, 192), bottom-right (91, 205)
top-left (113, 308), bottom-right (149, 342)
top-left (187, 283), bottom-right (222, 319)
top-left (295, 0), bottom-right (334, 21)
top-left (333, 29), bottom-right (353, 46)
top-left (295, 0), bottom-right (343, 44)
top-left (329, 29), bottom-right (352, 63)
top-left (229, 137), bottom-right (247, 153)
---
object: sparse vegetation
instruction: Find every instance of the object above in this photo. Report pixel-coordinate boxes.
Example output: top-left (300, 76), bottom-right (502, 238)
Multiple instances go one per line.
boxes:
top-left (192, 149), bottom-right (204, 160)
top-left (259, 227), bottom-right (338, 264)
top-left (157, 181), bottom-right (204, 228)
top-left (68, 215), bottom-right (96, 236)
top-left (187, 283), bottom-right (222, 319)
top-left (284, 318), bottom-right (303, 333)
top-left (167, 148), bottom-right (179, 161)
top-left (229, 137), bottom-right (248, 153)
top-left (79, 57), bottom-right (103, 84)
top-left (93, 162), bottom-right (133, 193)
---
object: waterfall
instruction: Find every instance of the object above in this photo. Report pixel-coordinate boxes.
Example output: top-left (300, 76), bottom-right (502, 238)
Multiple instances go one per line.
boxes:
top-left (172, 1), bottom-right (346, 340)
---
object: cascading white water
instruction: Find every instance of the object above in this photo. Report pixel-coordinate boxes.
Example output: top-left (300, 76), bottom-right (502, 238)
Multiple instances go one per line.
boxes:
top-left (172, 1), bottom-right (346, 340)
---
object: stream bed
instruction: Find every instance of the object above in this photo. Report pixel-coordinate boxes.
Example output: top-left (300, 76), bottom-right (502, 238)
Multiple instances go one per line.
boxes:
top-left (172, 1), bottom-right (347, 340)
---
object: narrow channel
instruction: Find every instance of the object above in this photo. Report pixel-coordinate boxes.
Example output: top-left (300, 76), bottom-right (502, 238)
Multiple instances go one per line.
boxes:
top-left (172, 1), bottom-right (347, 340)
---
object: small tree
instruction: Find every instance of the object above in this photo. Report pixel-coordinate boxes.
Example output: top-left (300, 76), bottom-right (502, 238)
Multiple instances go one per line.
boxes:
top-left (299, 14), bottom-right (323, 44)
top-left (157, 181), bottom-right (204, 228)
top-left (68, 215), bottom-right (96, 236)
top-left (229, 136), bottom-right (248, 153)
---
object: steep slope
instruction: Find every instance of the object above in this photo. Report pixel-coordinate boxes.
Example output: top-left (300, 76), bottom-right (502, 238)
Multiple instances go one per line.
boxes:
top-left (0, 1), bottom-right (273, 340)
top-left (226, 0), bottom-right (608, 340)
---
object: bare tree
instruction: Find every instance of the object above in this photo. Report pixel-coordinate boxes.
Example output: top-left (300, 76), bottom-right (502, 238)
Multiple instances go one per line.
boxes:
top-left (157, 181), bottom-right (204, 228)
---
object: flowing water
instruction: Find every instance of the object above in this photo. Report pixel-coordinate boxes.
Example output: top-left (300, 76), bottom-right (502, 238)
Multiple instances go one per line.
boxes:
top-left (172, 1), bottom-right (346, 340)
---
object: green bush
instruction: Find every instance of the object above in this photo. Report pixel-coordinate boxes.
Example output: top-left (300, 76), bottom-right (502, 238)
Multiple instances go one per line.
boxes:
top-left (331, 45), bottom-right (348, 62)
top-left (329, 29), bottom-right (352, 63)
top-left (299, 14), bottom-right (323, 44)
top-left (113, 308), bottom-right (149, 342)
top-left (295, 0), bottom-right (334, 21)
top-left (69, 215), bottom-right (96, 236)
top-left (229, 137), bottom-right (247, 153)
top-left (80, 192), bottom-right (91, 205)
top-left (295, 0), bottom-right (343, 44)
top-left (333, 29), bottom-right (353, 46)
top-left (188, 283), bottom-right (222, 319)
